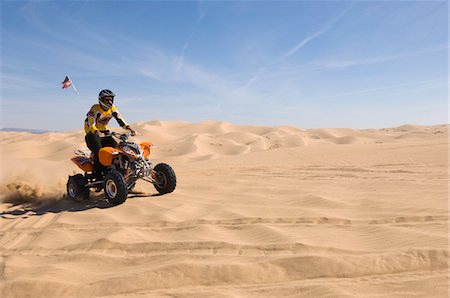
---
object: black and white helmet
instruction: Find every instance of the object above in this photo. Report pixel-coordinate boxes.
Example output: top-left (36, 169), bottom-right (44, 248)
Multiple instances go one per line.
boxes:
top-left (98, 89), bottom-right (115, 110)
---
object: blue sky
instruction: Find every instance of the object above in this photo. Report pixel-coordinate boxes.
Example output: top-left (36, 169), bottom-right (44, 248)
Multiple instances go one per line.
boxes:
top-left (1, 0), bottom-right (448, 131)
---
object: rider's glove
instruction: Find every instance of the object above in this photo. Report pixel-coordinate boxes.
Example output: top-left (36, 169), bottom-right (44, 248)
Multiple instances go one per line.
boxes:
top-left (126, 126), bottom-right (136, 136)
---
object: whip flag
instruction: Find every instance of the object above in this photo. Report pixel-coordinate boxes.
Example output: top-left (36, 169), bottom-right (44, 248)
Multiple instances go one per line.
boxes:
top-left (61, 76), bottom-right (80, 95)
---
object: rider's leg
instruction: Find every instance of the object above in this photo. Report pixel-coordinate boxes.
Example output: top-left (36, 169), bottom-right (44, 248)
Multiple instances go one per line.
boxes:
top-left (85, 133), bottom-right (103, 177)
top-left (101, 135), bottom-right (117, 148)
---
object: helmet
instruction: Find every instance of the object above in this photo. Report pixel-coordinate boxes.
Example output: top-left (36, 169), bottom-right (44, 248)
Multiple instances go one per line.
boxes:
top-left (98, 89), bottom-right (115, 110)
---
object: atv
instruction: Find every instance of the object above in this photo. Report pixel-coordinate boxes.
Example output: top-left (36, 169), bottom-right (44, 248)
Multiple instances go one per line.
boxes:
top-left (67, 131), bottom-right (176, 205)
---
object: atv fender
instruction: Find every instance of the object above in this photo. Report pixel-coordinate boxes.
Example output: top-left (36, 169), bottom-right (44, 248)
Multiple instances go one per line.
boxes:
top-left (71, 156), bottom-right (94, 172)
top-left (99, 147), bottom-right (120, 166)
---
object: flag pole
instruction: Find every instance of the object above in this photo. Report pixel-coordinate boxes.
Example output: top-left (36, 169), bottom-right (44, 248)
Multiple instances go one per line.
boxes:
top-left (70, 78), bottom-right (80, 96)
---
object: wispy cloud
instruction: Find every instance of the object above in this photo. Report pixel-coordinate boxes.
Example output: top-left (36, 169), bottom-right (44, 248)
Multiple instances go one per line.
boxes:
top-left (3, 7), bottom-right (170, 82)
top-left (5, 5), bottom-right (214, 90)
top-left (281, 27), bottom-right (331, 60)
top-left (319, 45), bottom-right (448, 68)
top-left (175, 1), bottom-right (208, 74)
top-left (197, 0), bottom-right (207, 23)
top-left (1, 73), bottom-right (55, 90)
top-left (240, 4), bottom-right (353, 89)
top-left (175, 31), bottom-right (195, 74)
top-left (303, 78), bottom-right (447, 103)
top-left (18, 2), bottom-right (97, 51)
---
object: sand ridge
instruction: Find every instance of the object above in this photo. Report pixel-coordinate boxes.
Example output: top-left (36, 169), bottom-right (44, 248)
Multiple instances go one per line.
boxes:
top-left (0, 121), bottom-right (448, 297)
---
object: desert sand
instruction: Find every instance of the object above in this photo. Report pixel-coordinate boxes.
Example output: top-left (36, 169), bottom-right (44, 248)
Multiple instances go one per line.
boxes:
top-left (0, 121), bottom-right (448, 297)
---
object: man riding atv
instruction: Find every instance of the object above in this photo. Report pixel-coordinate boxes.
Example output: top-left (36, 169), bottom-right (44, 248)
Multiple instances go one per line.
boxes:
top-left (85, 89), bottom-right (136, 180)
top-left (67, 88), bottom-right (176, 205)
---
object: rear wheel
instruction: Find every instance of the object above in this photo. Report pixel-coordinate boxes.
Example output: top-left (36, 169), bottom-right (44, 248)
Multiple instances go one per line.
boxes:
top-left (104, 170), bottom-right (128, 205)
top-left (153, 163), bottom-right (177, 194)
top-left (67, 174), bottom-right (90, 202)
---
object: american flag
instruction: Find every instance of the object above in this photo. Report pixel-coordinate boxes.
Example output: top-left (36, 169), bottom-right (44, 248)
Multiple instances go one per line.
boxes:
top-left (61, 76), bottom-right (72, 89)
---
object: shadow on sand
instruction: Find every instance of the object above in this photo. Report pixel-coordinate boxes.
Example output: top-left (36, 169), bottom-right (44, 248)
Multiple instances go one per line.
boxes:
top-left (0, 192), bottom-right (164, 219)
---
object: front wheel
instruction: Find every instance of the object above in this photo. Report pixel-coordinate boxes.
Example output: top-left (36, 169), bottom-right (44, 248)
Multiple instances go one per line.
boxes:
top-left (67, 174), bottom-right (90, 202)
top-left (104, 170), bottom-right (128, 205)
top-left (153, 163), bottom-right (177, 194)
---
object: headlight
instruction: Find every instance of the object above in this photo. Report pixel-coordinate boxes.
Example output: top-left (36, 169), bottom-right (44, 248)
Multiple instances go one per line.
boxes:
top-left (121, 146), bottom-right (136, 157)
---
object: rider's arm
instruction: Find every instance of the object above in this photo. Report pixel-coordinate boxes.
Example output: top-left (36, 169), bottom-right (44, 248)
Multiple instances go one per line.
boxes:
top-left (111, 107), bottom-right (129, 129)
top-left (111, 106), bottom-right (135, 135)
top-left (86, 106), bottom-right (99, 134)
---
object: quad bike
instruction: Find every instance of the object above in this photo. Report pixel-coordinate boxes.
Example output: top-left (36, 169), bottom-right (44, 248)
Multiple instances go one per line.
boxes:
top-left (67, 131), bottom-right (176, 205)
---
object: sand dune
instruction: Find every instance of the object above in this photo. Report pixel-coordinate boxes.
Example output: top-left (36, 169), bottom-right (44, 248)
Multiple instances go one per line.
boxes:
top-left (0, 121), bottom-right (448, 297)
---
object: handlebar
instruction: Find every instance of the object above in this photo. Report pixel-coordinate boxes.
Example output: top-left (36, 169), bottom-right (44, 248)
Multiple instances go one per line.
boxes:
top-left (101, 130), bottom-right (136, 140)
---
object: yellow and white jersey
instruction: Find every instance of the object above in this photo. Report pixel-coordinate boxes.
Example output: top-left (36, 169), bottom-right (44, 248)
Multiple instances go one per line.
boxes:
top-left (84, 104), bottom-right (128, 134)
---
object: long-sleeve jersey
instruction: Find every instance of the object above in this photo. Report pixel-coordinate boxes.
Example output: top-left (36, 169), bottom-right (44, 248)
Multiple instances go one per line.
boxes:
top-left (84, 104), bottom-right (128, 134)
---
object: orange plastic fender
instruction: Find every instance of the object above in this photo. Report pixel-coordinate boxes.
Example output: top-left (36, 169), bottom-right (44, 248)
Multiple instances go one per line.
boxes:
top-left (140, 142), bottom-right (153, 159)
top-left (99, 147), bottom-right (120, 166)
top-left (71, 156), bottom-right (94, 172)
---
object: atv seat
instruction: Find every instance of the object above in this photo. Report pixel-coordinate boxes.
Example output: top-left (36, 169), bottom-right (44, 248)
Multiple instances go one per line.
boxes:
top-left (74, 148), bottom-right (93, 158)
